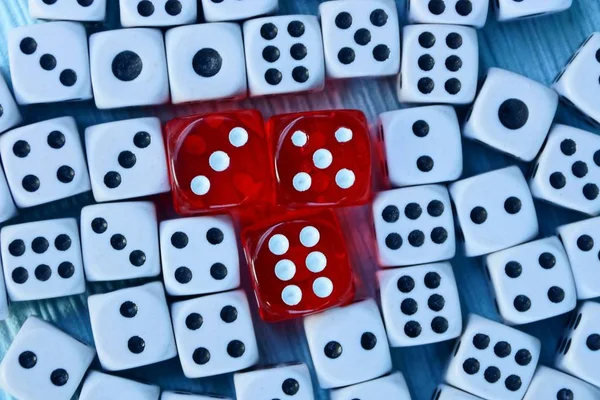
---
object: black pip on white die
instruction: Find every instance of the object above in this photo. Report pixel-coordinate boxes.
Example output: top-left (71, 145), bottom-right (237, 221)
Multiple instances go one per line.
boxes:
top-left (234, 363), bottom-right (314, 400)
top-left (408, 0), bottom-right (489, 28)
top-left (120, 0), bottom-right (197, 27)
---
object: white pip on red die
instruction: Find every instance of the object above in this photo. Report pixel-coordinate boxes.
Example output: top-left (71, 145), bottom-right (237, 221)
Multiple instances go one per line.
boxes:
top-left (408, 0), bottom-right (489, 28)
top-left (87, 281), bottom-right (177, 371)
top-left (0, 166), bottom-right (17, 224)
top-left (449, 166), bottom-right (539, 257)
top-left (372, 185), bottom-right (456, 267)
top-left (0, 74), bottom-right (22, 134)
top-left (494, 0), bottom-right (572, 21)
top-left (8, 22), bottom-right (92, 105)
top-left (330, 372), bottom-right (411, 400)
top-left (120, 0), bottom-right (197, 27)
top-left (171, 289), bottom-right (259, 378)
top-left (29, 0), bottom-right (107, 22)
top-left (85, 117), bottom-right (170, 202)
top-left (0, 316), bottom-right (95, 400)
top-left (1, 218), bottom-right (85, 302)
top-left (379, 106), bottom-right (463, 187)
top-left (432, 384), bottom-right (484, 399)
top-left (89, 28), bottom-right (170, 109)
top-left (80, 201), bottom-right (161, 282)
top-left (80, 371), bottom-right (160, 400)
top-left (524, 365), bottom-right (600, 400)
top-left (398, 24), bottom-right (478, 104)
top-left (303, 299), bottom-right (392, 389)
top-left (445, 314), bottom-right (541, 400)
top-left (319, 0), bottom-right (400, 79)
top-left (201, 0), bottom-right (278, 22)
top-left (162, 392), bottom-right (231, 400)
top-left (234, 363), bottom-right (314, 400)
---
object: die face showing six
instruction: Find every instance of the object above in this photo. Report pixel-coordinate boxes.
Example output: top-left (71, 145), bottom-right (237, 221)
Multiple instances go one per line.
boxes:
top-left (242, 210), bottom-right (355, 322)
top-left (243, 15), bottom-right (325, 97)
top-left (1, 218), bottom-right (86, 302)
top-left (484, 237), bottom-right (577, 326)
top-left (494, 0), bottom-right (572, 21)
top-left (379, 106), bottom-right (463, 187)
top-left (162, 392), bottom-right (232, 400)
top-left (303, 299), bottom-right (392, 389)
top-left (80, 201), bottom-right (161, 282)
top-left (160, 215), bottom-right (240, 296)
top-left (120, 0), bottom-right (197, 27)
top-left (445, 314), bottom-right (541, 400)
top-left (201, 0), bottom-right (278, 22)
top-left (166, 23), bottom-right (247, 104)
top-left (80, 371), bottom-right (161, 400)
top-left (8, 22), bottom-right (92, 105)
top-left (449, 166), bottom-right (539, 257)
top-left (234, 363), bottom-right (315, 400)
top-left (408, 0), bottom-right (489, 28)
top-left (330, 372), bottom-right (411, 400)
top-left (523, 365), bottom-right (600, 400)
top-left (433, 384), bottom-right (485, 400)
top-left (89, 28), bottom-right (170, 109)
top-left (87, 281), bottom-right (178, 371)
top-left (463, 68), bottom-right (558, 162)
top-left (170, 289), bottom-right (259, 378)
top-left (0, 317), bottom-right (95, 400)
top-left (28, 0), bottom-right (107, 21)
top-left (319, 0), bottom-right (401, 79)
top-left (0, 167), bottom-right (18, 224)
top-left (0, 74), bottom-right (22, 134)
top-left (398, 24), bottom-right (479, 104)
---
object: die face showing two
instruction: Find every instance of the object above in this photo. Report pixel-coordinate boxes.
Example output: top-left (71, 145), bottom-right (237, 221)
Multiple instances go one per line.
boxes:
top-left (0, 75), bottom-right (22, 134)
top-left (408, 0), bottom-right (489, 28)
top-left (523, 365), bottom-right (600, 400)
top-left (80, 371), bottom-right (161, 400)
top-left (330, 372), bottom-right (411, 400)
top-left (120, 0), bottom-right (197, 27)
top-left (201, 0), bottom-right (278, 22)
top-left (234, 363), bottom-right (314, 400)
top-left (0, 167), bottom-right (18, 224)
top-left (28, 0), bottom-right (107, 22)
top-left (433, 384), bottom-right (484, 400)
top-left (494, 0), bottom-right (572, 21)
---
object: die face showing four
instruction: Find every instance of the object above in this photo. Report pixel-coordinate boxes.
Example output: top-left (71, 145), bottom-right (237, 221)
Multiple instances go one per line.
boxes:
top-left (445, 314), bottom-right (541, 400)
top-left (494, 0), bottom-right (572, 21)
top-left (523, 365), bottom-right (600, 400)
top-left (243, 15), bottom-right (325, 97)
top-left (120, 0), bottom-right (197, 27)
top-left (201, 0), bottom-right (278, 22)
top-left (234, 363), bottom-right (314, 400)
top-left (433, 384), bottom-right (484, 400)
top-left (320, 0), bottom-right (400, 79)
top-left (330, 372), bottom-right (411, 400)
top-left (0, 317), bottom-right (95, 400)
top-left (408, 0), bottom-right (489, 28)
top-left (303, 299), bottom-right (392, 389)
top-left (28, 0), bottom-right (107, 21)
top-left (87, 281), bottom-right (177, 371)
top-left (162, 392), bottom-right (231, 400)
top-left (80, 371), bottom-right (161, 400)
top-left (449, 166), bottom-right (539, 257)
top-left (0, 167), bottom-right (18, 224)
top-left (379, 106), bottom-right (463, 187)
top-left (170, 289), bottom-right (259, 378)
top-left (0, 74), bottom-right (22, 134)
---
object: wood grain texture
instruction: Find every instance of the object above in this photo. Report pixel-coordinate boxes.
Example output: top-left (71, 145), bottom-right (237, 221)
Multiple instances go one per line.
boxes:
top-left (0, 0), bottom-right (598, 399)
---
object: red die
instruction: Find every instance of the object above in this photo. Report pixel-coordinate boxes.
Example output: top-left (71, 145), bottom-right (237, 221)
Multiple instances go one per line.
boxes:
top-left (266, 110), bottom-right (373, 208)
top-left (242, 210), bottom-right (356, 322)
top-left (165, 110), bottom-right (275, 215)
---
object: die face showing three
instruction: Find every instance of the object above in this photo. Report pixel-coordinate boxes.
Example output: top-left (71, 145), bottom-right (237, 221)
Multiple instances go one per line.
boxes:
top-left (201, 0), bottom-right (278, 22)
top-left (0, 75), bottom-right (22, 134)
top-left (494, 0), bottom-right (572, 21)
top-left (408, 0), bottom-right (489, 28)
top-left (28, 0), bottom-right (108, 21)
top-left (119, 0), bottom-right (197, 27)
top-left (234, 363), bottom-right (314, 400)
top-left (330, 372), bottom-right (411, 400)
top-left (79, 371), bottom-right (161, 400)
top-left (523, 365), bottom-right (600, 400)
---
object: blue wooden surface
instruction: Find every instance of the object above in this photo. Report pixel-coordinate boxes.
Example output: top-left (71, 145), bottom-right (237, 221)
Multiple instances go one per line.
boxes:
top-left (0, 1), bottom-right (599, 399)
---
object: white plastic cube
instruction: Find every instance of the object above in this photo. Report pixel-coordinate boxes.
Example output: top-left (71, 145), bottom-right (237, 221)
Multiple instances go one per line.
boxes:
top-left (201, 0), bottom-right (278, 22)
top-left (0, 74), bottom-right (22, 134)
top-left (29, 0), bottom-right (107, 22)
top-left (0, 167), bottom-right (17, 224)
top-left (408, 0), bottom-right (489, 28)
top-left (494, 0), bottom-right (572, 21)
top-left (120, 0), bottom-right (197, 27)
top-left (432, 384), bottom-right (484, 399)
top-left (80, 371), bottom-right (160, 400)
top-left (234, 363), bottom-right (314, 400)
top-left (524, 365), bottom-right (600, 400)
top-left (330, 372), bottom-right (411, 400)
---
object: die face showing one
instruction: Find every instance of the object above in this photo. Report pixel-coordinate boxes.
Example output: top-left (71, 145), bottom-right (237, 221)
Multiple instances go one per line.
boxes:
top-left (171, 290), bottom-right (259, 378)
top-left (398, 24), bottom-right (479, 105)
top-left (463, 68), bottom-right (558, 162)
top-left (166, 23), bottom-right (247, 104)
top-left (87, 281), bottom-right (177, 371)
top-left (234, 363), bottom-right (314, 400)
top-left (408, 0), bottom-right (489, 28)
top-left (80, 371), bottom-right (161, 400)
top-left (243, 15), bottom-right (325, 97)
top-left (1, 218), bottom-right (86, 302)
top-left (494, 0), bottom-right (572, 21)
top-left (523, 365), bottom-right (600, 400)
top-left (8, 22), bottom-right (92, 105)
top-left (80, 201), bottom-right (161, 282)
top-left (445, 314), bottom-right (541, 400)
top-left (303, 299), bottom-right (392, 389)
top-left (120, 0), bottom-right (197, 27)
top-left (319, 0), bottom-right (401, 79)
top-left (162, 392), bottom-right (231, 400)
top-left (330, 372), bottom-right (411, 400)
top-left (0, 167), bottom-right (17, 224)
top-left (484, 237), bottom-right (577, 326)
top-left (28, 0), bottom-right (107, 21)
top-left (201, 0), bottom-right (278, 22)
top-left (433, 384), bottom-right (484, 399)
top-left (379, 106), bottom-right (463, 187)
top-left (0, 74), bottom-right (22, 134)
top-left (89, 28), bottom-right (170, 109)
top-left (0, 317), bottom-right (95, 400)
top-left (449, 166), bottom-right (539, 257)
top-left (160, 215), bottom-right (240, 297)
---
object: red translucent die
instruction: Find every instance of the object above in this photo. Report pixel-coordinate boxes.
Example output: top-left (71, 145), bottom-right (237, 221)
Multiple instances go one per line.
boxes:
top-left (267, 110), bottom-right (373, 208)
top-left (165, 110), bottom-right (276, 215)
top-left (242, 210), bottom-right (356, 322)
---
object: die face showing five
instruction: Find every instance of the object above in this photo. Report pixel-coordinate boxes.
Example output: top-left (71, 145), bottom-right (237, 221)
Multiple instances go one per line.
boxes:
top-left (449, 166), bottom-right (539, 257)
top-left (330, 372), bottom-right (411, 400)
top-left (494, 0), bottom-right (572, 21)
top-left (0, 317), bottom-right (95, 400)
top-left (319, 0), bottom-right (401, 79)
top-left (120, 0), bottom-right (197, 27)
top-left (28, 0), bottom-right (107, 22)
top-left (303, 299), bottom-right (392, 389)
top-left (87, 281), bottom-right (178, 371)
top-left (0, 74), bottom-right (22, 134)
top-left (0, 167), bottom-right (18, 224)
top-left (170, 289), bottom-right (259, 378)
top-left (80, 371), bottom-right (161, 400)
top-left (408, 0), bottom-right (489, 28)
top-left (201, 0), bottom-right (278, 22)
top-left (523, 365), bottom-right (600, 400)
top-left (162, 392), bottom-right (231, 400)
top-left (234, 363), bottom-right (315, 400)
top-left (445, 314), bottom-right (541, 400)
top-left (433, 384), bottom-right (484, 400)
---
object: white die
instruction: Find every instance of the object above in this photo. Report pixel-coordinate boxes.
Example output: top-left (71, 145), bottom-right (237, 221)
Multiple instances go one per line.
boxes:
top-left (120, 0), bottom-right (197, 27)
top-left (87, 281), bottom-right (177, 371)
top-left (432, 384), bottom-right (484, 399)
top-left (377, 262), bottom-right (462, 347)
top-left (408, 0), bottom-right (489, 28)
top-left (330, 372), bottom-right (411, 400)
top-left (85, 117), bottom-right (170, 202)
top-left (0, 258), bottom-right (8, 321)
top-left (445, 314), bottom-right (541, 400)
top-left (201, 0), bottom-right (278, 22)
top-left (1, 218), bottom-right (85, 302)
top-left (449, 166), bottom-right (539, 257)
top-left (89, 28), bottom-right (170, 109)
top-left (379, 106), bottom-right (463, 187)
top-left (555, 301), bottom-right (600, 388)
top-left (398, 24), bottom-right (478, 105)
top-left (29, 0), bottom-right (107, 22)
top-left (524, 365), bottom-right (600, 400)
top-left (162, 392), bottom-right (231, 400)
top-left (80, 201), bottom-right (161, 282)
top-left (484, 237), bottom-right (577, 326)
top-left (463, 68), bottom-right (558, 161)
top-left (0, 74), bottom-right (22, 134)
top-left (80, 371), bottom-right (160, 400)
top-left (234, 363), bottom-right (314, 400)
top-left (372, 185), bottom-right (456, 267)
top-left (494, 0), bottom-right (572, 21)
top-left (0, 317), bottom-right (95, 400)
top-left (303, 299), bottom-right (392, 389)
top-left (0, 116), bottom-right (90, 208)
top-left (0, 167), bottom-right (17, 224)
top-left (8, 22), bottom-right (92, 105)
top-left (166, 23), bottom-right (247, 104)
top-left (243, 15), bottom-right (325, 97)
top-left (171, 289), bottom-right (259, 378)
top-left (319, 0), bottom-right (400, 79)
